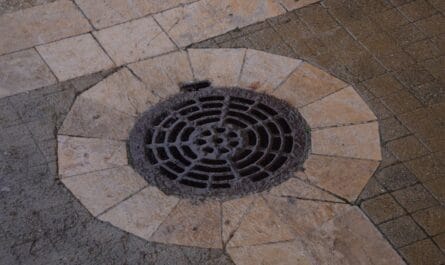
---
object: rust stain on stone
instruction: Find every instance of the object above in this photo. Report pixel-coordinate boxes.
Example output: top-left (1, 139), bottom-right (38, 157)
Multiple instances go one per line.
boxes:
top-left (248, 81), bottom-right (261, 90)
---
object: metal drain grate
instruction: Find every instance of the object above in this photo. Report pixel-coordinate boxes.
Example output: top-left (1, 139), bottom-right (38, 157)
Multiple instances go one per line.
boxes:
top-left (129, 87), bottom-right (310, 198)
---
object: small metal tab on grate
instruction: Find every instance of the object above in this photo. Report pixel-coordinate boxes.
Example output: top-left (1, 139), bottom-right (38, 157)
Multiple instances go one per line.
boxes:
top-left (129, 87), bottom-right (310, 199)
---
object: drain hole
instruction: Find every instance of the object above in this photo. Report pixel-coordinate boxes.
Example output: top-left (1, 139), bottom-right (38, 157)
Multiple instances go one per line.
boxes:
top-left (181, 127), bottom-right (194, 141)
top-left (257, 103), bottom-right (278, 115)
top-left (277, 118), bottom-right (292, 134)
top-left (267, 122), bottom-right (280, 134)
top-left (196, 117), bottom-right (219, 125)
top-left (257, 126), bottom-right (269, 148)
top-left (225, 118), bottom-right (247, 128)
top-left (203, 103), bottom-right (223, 109)
top-left (194, 165), bottom-right (231, 173)
top-left (228, 111), bottom-right (257, 124)
top-left (201, 158), bottom-right (226, 165)
top-left (187, 172), bottom-right (209, 180)
top-left (203, 147), bottom-right (214, 153)
top-left (232, 149), bottom-right (252, 161)
top-left (170, 146), bottom-right (191, 166)
top-left (189, 110), bottom-right (221, 121)
top-left (283, 136), bottom-right (293, 153)
top-left (220, 148), bottom-right (229, 153)
top-left (216, 128), bottom-right (226, 133)
top-left (155, 131), bottom-right (166, 143)
top-left (160, 167), bottom-right (177, 180)
top-left (229, 141), bottom-right (239, 147)
top-left (214, 175), bottom-right (235, 181)
top-left (196, 139), bottom-right (206, 145)
top-left (214, 138), bottom-right (224, 144)
top-left (268, 156), bottom-right (287, 171)
top-left (271, 137), bottom-right (281, 151)
top-left (179, 106), bottom-right (199, 115)
top-left (180, 80), bottom-right (211, 92)
top-left (231, 97), bottom-right (255, 105)
top-left (200, 96), bottom-right (225, 102)
top-left (237, 152), bottom-right (263, 168)
top-left (258, 153), bottom-right (276, 167)
top-left (247, 130), bottom-right (257, 146)
top-left (240, 166), bottom-right (260, 177)
top-left (166, 161), bottom-right (184, 173)
top-left (180, 179), bottom-right (207, 188)
top-left (250, 109), bottom-right (268, 120)
top-left (163, 117), bottom-right (178, 128)
top-left (250, 172), bottom-right (269, 182)
top-left (229, 103), bottom-right (249, 111)
top-left (211, 183), bottom-right (230, 189)
top-left (157, 148), bottom-right (168, 160)
top-left (168, 121), bottom-right (186, 142)
top-left (182, 146), bottom-right (197, 159)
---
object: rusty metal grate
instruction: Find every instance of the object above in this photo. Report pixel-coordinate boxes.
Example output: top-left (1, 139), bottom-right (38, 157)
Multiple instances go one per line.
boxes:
top-left (129, 87), bottom-right (311, 199)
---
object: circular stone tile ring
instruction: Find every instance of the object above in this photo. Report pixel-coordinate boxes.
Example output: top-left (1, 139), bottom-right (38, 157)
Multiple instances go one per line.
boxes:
top-left (57, 49), bottom-right (404, 264)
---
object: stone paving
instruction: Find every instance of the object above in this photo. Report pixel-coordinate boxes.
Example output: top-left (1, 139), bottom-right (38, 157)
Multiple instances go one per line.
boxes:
top-left (0, 0), bottom-right (444, 265)
top-left (54, 49), bottom-right (402, 264)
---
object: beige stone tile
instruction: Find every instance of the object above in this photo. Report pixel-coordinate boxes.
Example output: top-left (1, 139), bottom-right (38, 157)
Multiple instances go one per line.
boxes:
top-left (81, 68), bottom-right (158, 116)
top-left (214, 0), bottom-right (285, 37)
top-left (128, 51), bottom-right (193, 98)
top-left (311, 122), bottom-right (382, 161)
top-left (37, 34), bottom-right (114, 81)
top-left (273, 62), bottom-right (348, 108)
top-left (150, 200), bottom-right (222, 248)
top-left (62, 166), bottom-right (147, 216)
top-left (155, 0), bottom-right (284, 47)
top-left (188, 48), bottom-right (245, 86)
top-left (305, 207), bottom-right (405, 265)
top-left (59, 96), bottom-right (136, 140)
top-left (239, 49), bottom-right (301, 92)
top-left (94, 16), bottom-right (176, 66)
top-left (304, 155), bottom-right (380, 202)
top-left (222, 195), bottom-right (256, 244)
top-left (154, 0), bottom-right (225, 47)
top-left (75, 0), bottom-right (195, 29)
top-left (99, 186), bottom-right (179, 240)
top-left (265, 195), bottom-right (349, 236)
top-left (278, 0), bottom-right (321, 11)
top-left (0, 49), bottom-right (56, 98)
top-left (57, 135), bottom-right (127, 178)
top-left (269, 177), bottom-right (343, 202)
top-left (300, 86), bottom-right (377, 128)
top-left (229, 207), bottom-right (405, 265)
top-left (227, 197), bottom-right (295, 247)
top-left (0, 0), bottom-right (91, 55)
top-left (227, 239), bottom-right (318, 265)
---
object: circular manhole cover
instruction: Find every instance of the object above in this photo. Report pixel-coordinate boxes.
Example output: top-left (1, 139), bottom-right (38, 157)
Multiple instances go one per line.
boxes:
top-left (129, 87), bottom-right (311, 199)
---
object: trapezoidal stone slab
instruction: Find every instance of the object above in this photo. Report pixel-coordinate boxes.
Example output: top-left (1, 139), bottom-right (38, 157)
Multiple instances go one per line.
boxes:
top-left (75, 0), bottom-right (195, 29)
top-left (0, 49), bottom-right (56, 98)
top-left (0, 0), bottom-right (91, 56)
top-left (36, 34), bottom-right (114, 81)
top-left (56, 48), bottom-right (401, 264)
top-left (94, 16), bottom-right (177, 66)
